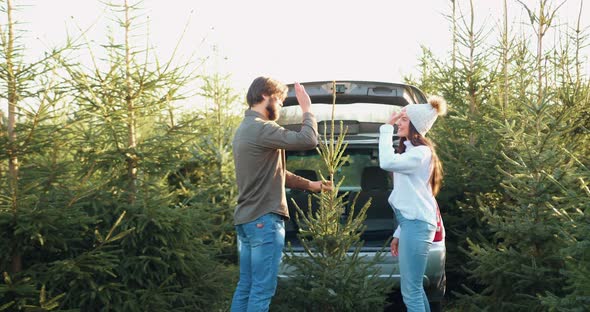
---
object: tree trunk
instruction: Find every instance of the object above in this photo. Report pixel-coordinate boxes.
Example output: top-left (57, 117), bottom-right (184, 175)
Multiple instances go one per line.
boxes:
top-left (574, 0), bottom-right (583, 88)
top-left (5, 0), bottom-right (22, 274)
top-left (468, 0), bottom-right (477, 146)
top-left (124, 0), bottom-right (138, 203)
top-left (503, 0), bottom-right (509, 112)
top-left (452, 0), bottom-right (457, 94)
top-left (537, 1), bottom-right (545, 106)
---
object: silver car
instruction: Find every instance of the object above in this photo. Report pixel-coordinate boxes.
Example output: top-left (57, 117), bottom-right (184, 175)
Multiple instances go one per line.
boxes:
top-left (277, 81), bottom-right (446, 311)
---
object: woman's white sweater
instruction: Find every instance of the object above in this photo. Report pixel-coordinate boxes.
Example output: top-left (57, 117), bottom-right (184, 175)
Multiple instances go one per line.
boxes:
top-left (379, 124), bottom-right (437, 238)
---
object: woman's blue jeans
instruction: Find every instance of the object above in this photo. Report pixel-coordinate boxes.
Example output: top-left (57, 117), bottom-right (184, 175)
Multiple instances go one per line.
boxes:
top-left (394, 209), bottom-right (436, 312)
top-left (231, 213), bottom-right (285, 312)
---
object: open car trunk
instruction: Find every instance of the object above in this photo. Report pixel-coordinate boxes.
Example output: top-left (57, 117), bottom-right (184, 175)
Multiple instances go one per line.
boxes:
top-left (279, 81), bottom-right (426, 142)
top-left (284, 148), bottom-right (397, 250)
top-left (278, 81), bottom-right (428, 250)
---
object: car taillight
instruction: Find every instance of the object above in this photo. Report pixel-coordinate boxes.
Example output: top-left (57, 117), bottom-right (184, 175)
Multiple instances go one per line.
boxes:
top-left (433, 205), bottom-right (444, 242)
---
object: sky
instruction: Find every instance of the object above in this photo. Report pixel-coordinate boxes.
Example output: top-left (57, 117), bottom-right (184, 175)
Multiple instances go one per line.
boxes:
top-left (3, 0), bottom-right (590, 109)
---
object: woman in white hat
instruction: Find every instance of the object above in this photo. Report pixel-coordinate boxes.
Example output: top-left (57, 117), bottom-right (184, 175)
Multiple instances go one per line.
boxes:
top-left (379, 96), bottom-right (447, 312)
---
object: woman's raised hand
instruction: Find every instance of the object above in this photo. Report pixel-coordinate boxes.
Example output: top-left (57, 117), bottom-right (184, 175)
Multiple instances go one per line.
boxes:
top-left (387, 111), bottom-right (402, 125)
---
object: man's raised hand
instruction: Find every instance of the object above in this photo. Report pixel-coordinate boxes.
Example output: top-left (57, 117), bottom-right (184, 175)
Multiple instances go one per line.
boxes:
top-left (295, 82), bottom-right (311, 113)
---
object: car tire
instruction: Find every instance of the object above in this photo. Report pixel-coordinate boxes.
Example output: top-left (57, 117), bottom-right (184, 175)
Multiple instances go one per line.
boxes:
top-left (429, 301), bottom-right (443, 312)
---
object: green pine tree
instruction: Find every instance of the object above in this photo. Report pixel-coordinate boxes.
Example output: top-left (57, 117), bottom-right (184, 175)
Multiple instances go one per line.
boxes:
top-left (54, 1), bottom-right (236, 310)
top-left (539, 152), bottom-right (590, 311)
top-left (272, 81), bottom-right (389, 312)
top-left (408, 0), bottom-right (590, 310)
top-left (2, 0), bottom-right (237, 310)
top-left (405, 0), bottom-right (506, 300)
top-left (451, 1), bottom-right (590, 310)
top-left (0, 0), bottom-right (107, 310)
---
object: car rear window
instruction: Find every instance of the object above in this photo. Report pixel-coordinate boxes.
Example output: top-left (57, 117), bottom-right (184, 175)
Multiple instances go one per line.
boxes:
top-left (287, 151), bottom-right (384, 189)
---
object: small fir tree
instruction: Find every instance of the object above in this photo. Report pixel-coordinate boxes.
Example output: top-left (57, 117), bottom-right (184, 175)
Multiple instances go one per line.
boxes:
top-left (272, 81), bottom-right (389, 312)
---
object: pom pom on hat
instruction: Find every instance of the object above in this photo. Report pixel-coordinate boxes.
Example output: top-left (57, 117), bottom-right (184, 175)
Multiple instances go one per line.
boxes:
top-left (427, 95), bottom-right (447, 116)
top-left (405, 96), bottom-right (448, 136)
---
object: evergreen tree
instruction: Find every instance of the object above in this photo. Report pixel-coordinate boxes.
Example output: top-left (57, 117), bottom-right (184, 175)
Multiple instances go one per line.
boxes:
top-left (55, 1), bottom-right (235, 310)
top-left (2, 1), bottom-right (238, 310)
top-left (409, 0), bottom-right (590, 310)
top-left (272, 82), bottom-right (389, 312)
top-left (540, 154), bottom-right (590, 311)
top-left (190, 73), bottom-right (241, 261)
top-left (405, 0), bottom-right (506, 300)
top-left (0, 0), bottom-right (104, 310)
top-left (419, 1), bottom-right (590, 310)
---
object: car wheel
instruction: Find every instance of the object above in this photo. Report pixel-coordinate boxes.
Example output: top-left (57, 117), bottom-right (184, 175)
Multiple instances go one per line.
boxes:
top-left (429, 301), bottom-right (443, 312)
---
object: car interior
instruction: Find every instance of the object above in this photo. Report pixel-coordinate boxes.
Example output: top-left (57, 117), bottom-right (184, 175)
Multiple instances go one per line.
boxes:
top-left (284, 150), bottom-right (396, 248)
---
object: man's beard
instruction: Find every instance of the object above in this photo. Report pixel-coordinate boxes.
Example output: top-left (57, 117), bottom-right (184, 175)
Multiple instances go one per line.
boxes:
top-left (266, 99), bottom-right (280, 121)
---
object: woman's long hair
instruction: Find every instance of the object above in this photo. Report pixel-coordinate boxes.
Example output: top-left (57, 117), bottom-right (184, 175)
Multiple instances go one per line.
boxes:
top-left (396, 122), bottom-right (443, 196)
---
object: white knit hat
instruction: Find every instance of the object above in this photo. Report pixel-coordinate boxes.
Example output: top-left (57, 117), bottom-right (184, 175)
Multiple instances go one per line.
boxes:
top-left (405, 96), bottom-right (448, 136)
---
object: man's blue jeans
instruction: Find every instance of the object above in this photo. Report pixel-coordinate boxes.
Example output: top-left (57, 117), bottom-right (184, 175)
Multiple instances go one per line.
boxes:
top-left (231, 213), bottom-right (285, 312)
top-left (394, 209), bottom-right (436, 312)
